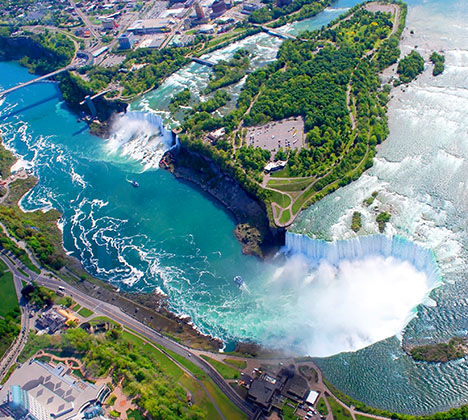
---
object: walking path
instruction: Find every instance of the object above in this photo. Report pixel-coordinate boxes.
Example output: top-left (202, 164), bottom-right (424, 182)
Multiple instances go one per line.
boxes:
top-left (260, 2), bottom-right (401, 227)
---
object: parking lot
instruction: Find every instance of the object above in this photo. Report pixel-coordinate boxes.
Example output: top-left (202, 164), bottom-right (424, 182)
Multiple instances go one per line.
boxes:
top-left (245, 117), bottom-right (305, 154)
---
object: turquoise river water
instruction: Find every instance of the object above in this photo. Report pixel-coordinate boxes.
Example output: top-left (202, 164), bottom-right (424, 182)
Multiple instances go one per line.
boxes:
top-left (1, 0), bottom-right (468, 414)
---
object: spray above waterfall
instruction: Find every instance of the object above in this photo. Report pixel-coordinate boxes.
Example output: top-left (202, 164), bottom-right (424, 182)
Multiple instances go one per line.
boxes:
top-left (256, 233), bottom-right (441, 357)
top-left (106, 111), bottom-right (178, 170)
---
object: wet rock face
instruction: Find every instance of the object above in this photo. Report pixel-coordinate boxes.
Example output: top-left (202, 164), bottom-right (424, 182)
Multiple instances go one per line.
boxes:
top-left (162, 147), bottom-right (284, 259)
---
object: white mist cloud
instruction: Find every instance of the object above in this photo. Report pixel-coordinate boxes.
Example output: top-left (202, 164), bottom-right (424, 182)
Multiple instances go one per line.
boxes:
top-left (259, 253), bottom-right (432, 357)
top-left (106, 113), bottom-right (171, 169)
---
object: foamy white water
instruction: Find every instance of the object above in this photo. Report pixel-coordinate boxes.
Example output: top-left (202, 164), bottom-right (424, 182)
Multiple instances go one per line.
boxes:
top-left (105, 111), bottom-right (177, 170)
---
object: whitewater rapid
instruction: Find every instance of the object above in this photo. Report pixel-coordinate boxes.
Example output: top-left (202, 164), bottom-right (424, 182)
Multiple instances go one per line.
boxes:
top-left (3, 0), bottom-right (468, 413)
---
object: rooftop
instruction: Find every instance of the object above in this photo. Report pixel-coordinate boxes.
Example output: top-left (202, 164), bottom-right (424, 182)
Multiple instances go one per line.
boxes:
top-left (0, 360), bottom-right (103, 420)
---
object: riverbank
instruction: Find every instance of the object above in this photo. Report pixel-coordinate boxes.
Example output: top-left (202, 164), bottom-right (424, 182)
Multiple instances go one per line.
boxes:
top-left (161, 146), bottom-right (284, 258)
top-left (0, 140), bottom-right (223, 351)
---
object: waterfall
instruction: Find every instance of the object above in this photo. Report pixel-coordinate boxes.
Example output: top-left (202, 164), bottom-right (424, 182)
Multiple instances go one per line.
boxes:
top-left (106, 110), bottom-right (179, 169)
top-left (285, 232), bottom-right (441, 286)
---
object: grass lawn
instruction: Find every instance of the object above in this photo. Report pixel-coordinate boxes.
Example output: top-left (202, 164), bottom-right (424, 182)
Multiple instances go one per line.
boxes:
top-left (282, 401), bottom-right (298, 420)
top-left (122, 331), bottom-right (248, 420)
top-left (18, 267), bottom-right (29, 277)
top-left (72, 368), bottom-right (84, 379)
top-left (161, 345), bottom-right (247, 419)
top-left (327, 396), bottom-right (352, 420)
top-left (77, 307), bottom-right (94, 318)
top-left (317, 397), bottom-right (328, 415)
top-left (71, 303), bottom-right (81, 312)
top-left (201, 355), bottom-right (241, 379)
top-left (269, 190), bottom-right (291, 208)
top-left (223, 358), bottom-right (247, 369)
top-left (0, 363), bottom-right (17, 385)
top-left (355, 415), bottom-right (375, 420)
top-left (127, 409), bottom-right (147, 420)
top-left (0, 269), bottom-right (18, 317)
top-left (279, 208), bottom-right (292, 224)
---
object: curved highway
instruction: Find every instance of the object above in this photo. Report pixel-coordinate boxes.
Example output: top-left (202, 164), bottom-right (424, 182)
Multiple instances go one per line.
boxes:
top-left (0, 252), bottom-right (256, 418)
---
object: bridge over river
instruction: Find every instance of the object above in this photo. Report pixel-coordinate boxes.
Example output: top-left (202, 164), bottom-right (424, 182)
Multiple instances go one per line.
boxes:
top-left (0, 66), bottom-right (75, 98)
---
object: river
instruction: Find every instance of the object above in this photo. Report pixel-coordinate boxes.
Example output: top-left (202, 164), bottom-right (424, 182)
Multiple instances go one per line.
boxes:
top-left (0, 0), bottom-right (467, 414)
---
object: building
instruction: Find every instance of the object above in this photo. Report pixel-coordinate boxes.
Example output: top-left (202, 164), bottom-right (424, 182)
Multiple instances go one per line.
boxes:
top-left (194, 0), bottom-right (205, 19)
top-left (118, 32), bottom-right (135, 49)
top-left (198, 24), bottom-right (215, 34)
top-left (211, 0), bottom-right (226, 17)
top-left (264, 160), bottom-right (287, 173)
top-left (247, 366), bottom-right (314, 414)
top-left (242, 0), bottom-right (262, 14)
top-left (35, 309), bottom-right (66, 334)
top-left (207, 127), bottom-right (226, 142)
top-left (0, 360), bottom-right (107, 420)
top-left (101, 17), bottom-right (115, 30)
top-left (128, 18), bottom-right (172, 34)
top-left (247, 374), bottom-right (280, 412)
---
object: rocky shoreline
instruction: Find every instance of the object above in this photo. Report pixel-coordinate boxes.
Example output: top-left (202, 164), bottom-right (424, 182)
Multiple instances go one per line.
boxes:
top-left (0, 137), bottom-right (223, 352)
top-left (161, 145), bottom-right (285, 259)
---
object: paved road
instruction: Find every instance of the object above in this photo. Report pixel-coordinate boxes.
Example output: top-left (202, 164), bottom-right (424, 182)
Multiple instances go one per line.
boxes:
top-left (0, 253), bottom-right (256, 418)
top-left (69, 0), bottom-right (100, 42)
top-left (0, 253), bottom-right (30, 379)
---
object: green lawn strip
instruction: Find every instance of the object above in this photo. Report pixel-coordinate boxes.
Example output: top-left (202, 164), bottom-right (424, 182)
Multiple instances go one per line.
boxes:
top-left (18, 267), bottom-right (29, 277)
top-left (121, 331), bottom-right (224, 420)
top-left (179, 374), bottom-right (223, 420)
top-left (77, 307), bottom-right (94, 318)
top-left (88, 316), bottom-right (120, 328)
top-left (267, 179), bottom-right (313, 192)
top-left (355, 415), bottom-right (375, 420)
top-left (269, 190), bottom-right (291, 208)
top-left (279, 208), bottom-right (292, 225)
top-left (201, 355), bottom-right (241, 379)
top-left (327, 396), bottom-right (352, 420)
top-left (26, 261), bottom-right (41, 274)
top-left (223, 358), bottom-right (247, 369)
top-left (0, 258), bottom-right (8, 272)
top-left (126, 409), bottom-right (147, 420)
top-left (0, 363), bottom-right (17, 385)
top-left (317, 397), bottom-right (328, 415)
top-left (71, 303), bottom-right (81, 312)
top-left (161, 348), bottom-right (246, 420)
top-left (202, 378), bottom-right (247, 420)
top-left (0, 270), bottom-right (18, 317)
top-left (282, 400), bottom-right (299, 420)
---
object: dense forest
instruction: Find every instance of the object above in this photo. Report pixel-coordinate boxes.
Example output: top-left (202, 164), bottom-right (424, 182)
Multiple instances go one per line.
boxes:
top-left (0, 28), bottom-right (75, 74)
top-left (0, 306), bottom-right (20, 358)
top-left (397, 49), bottom-right (424, 83)
top-left (430, 51), bottom-right (445, 76)
top-left (177, 2), bottom-right (409, 224)
top-left (206, 49), bottom-right (250, 93)
top-left (23, 328), bottom-right (207, 420)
